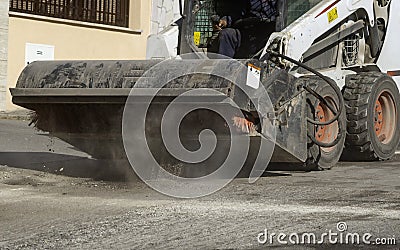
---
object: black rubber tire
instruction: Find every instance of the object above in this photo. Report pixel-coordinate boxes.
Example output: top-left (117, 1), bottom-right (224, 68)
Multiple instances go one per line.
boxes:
top-left (342, 72), bottom-right (400, 161)
top-left (302, 76), bottom-right (346, 170)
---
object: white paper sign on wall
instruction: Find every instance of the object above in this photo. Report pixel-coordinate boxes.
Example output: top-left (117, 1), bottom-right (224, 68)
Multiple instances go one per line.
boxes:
top-left (25, 43), bottom-right (55, 65)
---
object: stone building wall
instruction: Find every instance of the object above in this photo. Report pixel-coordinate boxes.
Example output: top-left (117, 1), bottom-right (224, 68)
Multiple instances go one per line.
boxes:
top-left (0, 0), bottom-right (8, 111)
top-left (151, 0), bottom-right (182, 34)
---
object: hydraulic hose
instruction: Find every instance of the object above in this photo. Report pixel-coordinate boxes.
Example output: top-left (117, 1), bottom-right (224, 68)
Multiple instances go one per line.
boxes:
top-left (260, 50), bottom-right (345, 148)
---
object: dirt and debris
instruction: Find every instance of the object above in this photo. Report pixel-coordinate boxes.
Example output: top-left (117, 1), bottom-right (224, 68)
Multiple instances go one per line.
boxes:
top-left (0, 120), bottom-right (399, 249)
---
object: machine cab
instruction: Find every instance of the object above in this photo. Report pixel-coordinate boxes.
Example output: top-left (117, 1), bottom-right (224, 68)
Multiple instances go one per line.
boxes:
top-left (179, 0), bottom-right (323, 58)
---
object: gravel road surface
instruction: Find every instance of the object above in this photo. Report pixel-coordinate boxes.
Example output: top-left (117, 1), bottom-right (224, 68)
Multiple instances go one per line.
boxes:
top-left (0, 119), bottom-right (399, 249)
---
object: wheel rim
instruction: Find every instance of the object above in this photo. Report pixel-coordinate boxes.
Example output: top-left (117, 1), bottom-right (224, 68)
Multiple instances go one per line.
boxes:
top-left (315, 97), bottom-right (339, 152)
top-left (374, 90), bottom-right (396, 144)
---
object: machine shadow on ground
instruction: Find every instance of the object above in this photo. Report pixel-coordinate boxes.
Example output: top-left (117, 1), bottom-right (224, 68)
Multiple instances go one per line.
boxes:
top-left (0, 152), bottom-right (135, 181)
top-left (0, 151), bottom-right (297, 182)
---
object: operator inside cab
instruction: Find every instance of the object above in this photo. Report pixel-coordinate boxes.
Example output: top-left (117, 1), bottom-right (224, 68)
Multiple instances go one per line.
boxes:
top-left (207, 0), bottom-right (278, 58)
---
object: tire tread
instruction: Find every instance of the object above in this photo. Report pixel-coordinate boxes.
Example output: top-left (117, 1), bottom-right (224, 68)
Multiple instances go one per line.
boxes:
top-left (342, 72), bottom-right (397, 161)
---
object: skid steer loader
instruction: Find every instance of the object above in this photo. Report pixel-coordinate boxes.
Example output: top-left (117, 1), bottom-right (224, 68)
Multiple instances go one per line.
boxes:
top-left (10, 0), bottom-right (400, 177)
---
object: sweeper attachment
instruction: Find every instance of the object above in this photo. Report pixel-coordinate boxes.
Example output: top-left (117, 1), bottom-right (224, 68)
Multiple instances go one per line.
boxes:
top-left (10, 0), bottom-right (400, 178)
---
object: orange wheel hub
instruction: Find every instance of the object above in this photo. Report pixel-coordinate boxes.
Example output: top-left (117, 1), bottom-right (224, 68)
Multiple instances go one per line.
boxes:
top-left (374, 99), bottom-right (384, 137)
top-left (315, 105), bottom-right (328, 142)
top-left (315, 98), bottom-right (339, 151)
top-left (374, 91), bottom-right (396, 143)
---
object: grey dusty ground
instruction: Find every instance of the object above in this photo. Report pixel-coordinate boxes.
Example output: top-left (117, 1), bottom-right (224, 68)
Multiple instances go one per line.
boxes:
top-left (0, 119), bottom-right (399, 249)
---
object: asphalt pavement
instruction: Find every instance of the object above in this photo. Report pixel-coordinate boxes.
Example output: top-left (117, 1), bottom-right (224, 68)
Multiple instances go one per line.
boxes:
top-left (0, 119), bottom-right (399, 249)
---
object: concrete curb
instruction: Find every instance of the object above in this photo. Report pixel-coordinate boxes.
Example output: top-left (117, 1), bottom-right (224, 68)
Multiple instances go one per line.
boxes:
top-left (0, 110), bottom-right (32, 121)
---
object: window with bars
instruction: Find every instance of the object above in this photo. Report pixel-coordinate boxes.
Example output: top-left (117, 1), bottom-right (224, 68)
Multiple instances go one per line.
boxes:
top-left (9, 0), bottom-right (130, 27)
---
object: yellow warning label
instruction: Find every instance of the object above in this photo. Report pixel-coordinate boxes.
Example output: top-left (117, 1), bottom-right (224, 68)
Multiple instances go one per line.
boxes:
top-left (327, 7), bottom-right (338, 23)
top-left (194, 32), bottom-right (201, 46)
